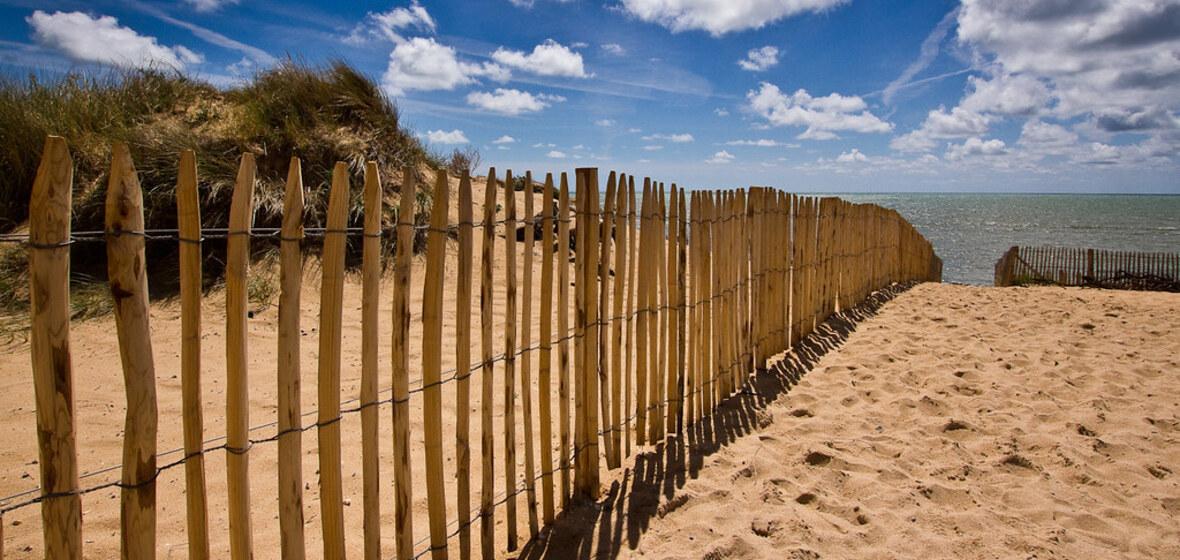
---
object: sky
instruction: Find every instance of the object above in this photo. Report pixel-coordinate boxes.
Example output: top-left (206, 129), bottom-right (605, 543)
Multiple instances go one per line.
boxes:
top-left (2, 0), bottom-right (1179, 193)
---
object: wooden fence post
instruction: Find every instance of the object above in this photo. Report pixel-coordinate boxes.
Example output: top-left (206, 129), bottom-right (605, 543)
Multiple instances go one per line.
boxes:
top-left (455, 171), bottom-right (474, 558)
top-left (176, 149), bottom-right (210, 560)
top-left (538, 173), bottom-right (556, 525)
top-left (29, 135), bottom-right (81, 560)
top-left (635, 179), bottom-right (650, 448)
top-left (361, 162), bottom-right (382, 560)
top-left (520, 172), bottom-right (539, 538)
top-left (556, 174), bottom-right (572, 508)
top-left (503, 170), bottom-right (519, 551)
top-left (106, 143), bottom-right (159, 560)
top-left (624, 178), bottom-right (637, 457)
top-left (225, 153), bottom-right (256, 560)
top-left (479, 170), bottom-right (498, 560)
top-left (610, 173), bottom-right (628, 467)
top-left (422, 170), bottom-right (451, 560)
top-left (392, 166), bottom-right (416, 560)
top-left (317, 162), bottom-right (349, 560)
top-left (276, 158), bottom-right (305, 560)
top-left (597, 172), bottom-right (616, 468)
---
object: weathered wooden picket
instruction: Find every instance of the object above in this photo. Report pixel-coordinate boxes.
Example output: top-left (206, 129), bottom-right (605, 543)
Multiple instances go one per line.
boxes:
top-left (10, 136), bottom-right (940, 559)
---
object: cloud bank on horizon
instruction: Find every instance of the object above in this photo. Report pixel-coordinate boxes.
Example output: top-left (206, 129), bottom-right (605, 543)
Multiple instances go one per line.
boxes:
top-left (6, 0), bottom-right (1179, 192)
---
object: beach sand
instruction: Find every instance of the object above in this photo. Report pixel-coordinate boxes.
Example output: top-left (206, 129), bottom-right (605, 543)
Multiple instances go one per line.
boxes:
top-left (523, 283), bottom-right (1180, 560)
top-left (2, 187), bottom-right (1177, 560)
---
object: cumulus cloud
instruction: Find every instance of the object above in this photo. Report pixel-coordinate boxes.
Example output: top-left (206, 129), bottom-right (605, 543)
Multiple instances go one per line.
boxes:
top-left (890, 106), bottom-right (991, 152)
top-left (382, 37), bottom-right (508, 95)
top-left (28, 11), bottom-right (203, 69)
top-left (960, 73), bottom-right (1051, 116)
top-left (492, 39), bottom-right (590, 78)
top-left (738, 46), bottom-right (779, 71)
top-left (183, 0), bottom-right (240, 12)
top-left (596, 119), bottom-right (616, 126)
top-left (345, 1), bottom-right (435, 45)
top-left (466, 88), bottom-right (566, 115)
top-left (945, 137), bottom-right (1008, 160)
top-left (423, 129), bottom-right (470, 144)
top-left (746, 83), bottom-right (892, 139)
top-left (546, 150), bottom-right (567, 158)
top-left (715, 108), bottom-right (730, 116)
top-left (706, 150), bottom-right (736, 163)
top-left (642, 133), bottom-right (695, 143)
top-left (836, 149), bottom-right (870, 163)
top-left (493, 135), bottom-right (517, 144)
top-left (620, 0), bottom-right (848, 36)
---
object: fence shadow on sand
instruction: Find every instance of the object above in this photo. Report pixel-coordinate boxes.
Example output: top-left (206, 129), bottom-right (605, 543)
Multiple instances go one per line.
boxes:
top-left (518, 281), bottom-right (916, 560)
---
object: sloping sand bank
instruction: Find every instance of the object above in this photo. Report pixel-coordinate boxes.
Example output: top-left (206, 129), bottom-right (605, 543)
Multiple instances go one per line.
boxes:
top-left (522, 283), bottom-right (1180, 560)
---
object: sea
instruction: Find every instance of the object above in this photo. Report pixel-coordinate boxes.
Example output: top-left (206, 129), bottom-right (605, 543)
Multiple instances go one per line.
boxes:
top-left (836, 194), bottom-right (1180, 285)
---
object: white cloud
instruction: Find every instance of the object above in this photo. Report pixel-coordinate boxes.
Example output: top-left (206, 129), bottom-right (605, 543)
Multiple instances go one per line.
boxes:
top-left (643, 145), bottom-right (664, 151)
top-left (890, 106), bottom-right (991, 152)
top-left (492, 39), bottom-right (590, 78)
top-left (596, 119), bottom-right (616, 126)
top-left (960, 73), bottom-right (1051, 116)
top-left (183, 0), bottom-right (240, 12)
top-left (547, 150), bottom-right (568, 158)
top-left (466, 88), bottom-right (566, 115)
top-left (706, 150), bottom-right (736, 164)
top-left (715, 108), bottom-right (730, 116)
top-left (602, 43), bottom-right (626, 56)
top-left (642, 133), bottom-right (695, 143)
top-left (345, 1), bottom-right (435, 45)
top-left (28, 11), bottom-right (203, 69)
top-left (533, 142), bottom-right (556, 148)
top-left (510, 0), bottom-right (575, 7)
top-left (738, 46), bottom-right (779, 71)
top-left (945, 137), bottom-right (1007, 160)
top-left (746, 83), bottom-right (892, 139)
top-left (835, 149), bottom-right (870, 163)
top-left (492, 135), bottom-right (517, 144)
top-left (628, 128), bottom-right (643, 133)
top-left (1017, 120), bottom-right (1078, 153)
top-left (620, 0), bottom-right (849, 36)
top-left (382, 37), bottom-right (508, 95)
top-left (423, 129), bottom-right (470, 144)
top-left (725, 139), bottom-right (797, 147)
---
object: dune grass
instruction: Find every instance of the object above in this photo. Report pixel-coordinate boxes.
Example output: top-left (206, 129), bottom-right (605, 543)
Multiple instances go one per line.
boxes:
top-left (0, 59), bottom-right (445, 320)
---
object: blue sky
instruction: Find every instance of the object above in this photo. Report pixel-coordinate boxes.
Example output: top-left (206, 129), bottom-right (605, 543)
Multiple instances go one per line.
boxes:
top-left (2, 0), bottom-right (1179, 193)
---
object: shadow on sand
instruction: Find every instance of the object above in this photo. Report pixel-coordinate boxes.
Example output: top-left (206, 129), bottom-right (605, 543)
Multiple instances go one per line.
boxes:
top-left (517, 282), bottom-right (916, 560)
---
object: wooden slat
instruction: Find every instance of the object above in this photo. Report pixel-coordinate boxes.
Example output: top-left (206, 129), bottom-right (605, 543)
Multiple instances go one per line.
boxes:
top-left (572, 180), bottom-right (586, 496)
top-left (649, 186), bottom-right (666, 444)
top-left (677, 189), bottom-right (688, 429)
top-left (479, 170), bottom-right (498, 560)
top-left (422, 170), bottom-right (451, 560)
top-left (537, 174), bottom-right (556, 525)
top-left (519, 172), bottom-right (539, 538)
top-left (556, 174), bottom-right (572, 508)
top-left (176, 149), bottom-right (210, 560)
top-left (634, 179), bottom-right (650, 447)
top-left (29, 136), bottom-right (80, 560)
top-left (455, 171), bottom-right (474, 558)
top-left (624, 178), bottom-right (637, 457)
top-left (503, 170), bottom-right (519, 551)
top-left (610, 173), bottom-right (627, 467)
top-left (665, 185), bottom-right (679, 434)
top-left (580, 168), bottom-right (602, 499)
top-left (276, 158), bottom-right (305, 560)
top-left (225, 153), bottom-right (256, 560)
top-left (361, 162), bottom-right (382, 560)
top-left (106, 143), bottom-right (158, 560)
top-left (317, 162), bottom-right (349, 560)
top-left (393, 167), bottom-right (416, 560)
top-left (597, 172), bottom-right (616, 468)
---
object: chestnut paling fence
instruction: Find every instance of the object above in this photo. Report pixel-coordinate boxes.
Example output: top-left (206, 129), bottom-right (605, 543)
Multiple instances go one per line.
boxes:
top-left (994, 245), bottom-right (1180, 291)
top-left (4, 136), bottom-right (940, 560)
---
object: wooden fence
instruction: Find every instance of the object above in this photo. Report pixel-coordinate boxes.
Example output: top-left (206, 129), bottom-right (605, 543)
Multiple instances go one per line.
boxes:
top-left (7, 136), bottom-right (939, 559)
top-left (994, 245), bottom-right (1180, 291)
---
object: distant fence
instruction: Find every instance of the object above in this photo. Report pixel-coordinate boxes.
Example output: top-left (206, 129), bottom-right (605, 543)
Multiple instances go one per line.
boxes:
top-left (5, 135), bottom-right (940, 559)
top-left (994, 245), bottom-right (1180, 291)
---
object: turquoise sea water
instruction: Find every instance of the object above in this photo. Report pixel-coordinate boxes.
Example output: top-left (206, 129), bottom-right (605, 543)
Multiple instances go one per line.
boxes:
top-left (836, 194), bottom-right (1180, 285)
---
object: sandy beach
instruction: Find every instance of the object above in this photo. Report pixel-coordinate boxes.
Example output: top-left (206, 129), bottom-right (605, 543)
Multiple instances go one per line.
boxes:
top-left (524, 283), bottom-right (1180, 560)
